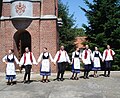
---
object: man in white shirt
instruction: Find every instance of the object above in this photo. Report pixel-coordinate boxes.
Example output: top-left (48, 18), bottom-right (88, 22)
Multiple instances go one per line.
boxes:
top-left (102, 45), bottom-right (115, 77)
top-left (82, 45), bottom-right (92, 79)
top-left (19, 47), bottom-right (37, 83)
top-left (54, 46), bottom-right (71, 81)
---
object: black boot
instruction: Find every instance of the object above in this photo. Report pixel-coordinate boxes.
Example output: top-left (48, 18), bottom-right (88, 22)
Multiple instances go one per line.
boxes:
top-left (60, 73), bottom-right (64, 81)
top-left (84, 71), bottom-right (87, 79)
top-left (107, 69), bottom-right (110, 77)
top-left (86, 71), bottom-right (89, 79)
top-left (104, 71), bottom-right (107, 77)
top-left (57, 72), bottom-right (60, 81)
top-left (7, 80), bottom-right (11, 85)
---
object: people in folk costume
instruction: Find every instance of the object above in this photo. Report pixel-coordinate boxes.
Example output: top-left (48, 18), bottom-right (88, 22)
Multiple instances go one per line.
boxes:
top-left (37, 47), bottom-right (54, 83)
top-left (82, 45), bottom-right (92, 79)
top-left (2, 49), bottom-right (19, 85)
top-left (102, 45), bottom-right (115, 77)
top-left (92, 47), bottom-right (102, 78)
top-left (70, 47), bottom-right (82, 80)
top-left (54, 46), bottom-right (71, 81)
top-left (19, 47), bottom-right (37, 84)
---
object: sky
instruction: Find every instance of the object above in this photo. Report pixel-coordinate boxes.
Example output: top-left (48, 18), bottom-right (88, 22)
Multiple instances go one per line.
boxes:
top-left (61, 0), bottom-right (93, 28)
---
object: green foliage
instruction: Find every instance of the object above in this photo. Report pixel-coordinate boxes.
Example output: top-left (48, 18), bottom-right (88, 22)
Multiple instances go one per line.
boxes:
top-left (58, 0), bottom-right (86, 52)
top-left (58, 0), bottom-right (76, 53)
top-left (81, 0), bottom-right (120, 70)
top-left (58, 0), bottom-right (86, 51)
top-left (74, 28), bottom-right (86, 37)
top-left (58, 0), bottom-right (86, 70)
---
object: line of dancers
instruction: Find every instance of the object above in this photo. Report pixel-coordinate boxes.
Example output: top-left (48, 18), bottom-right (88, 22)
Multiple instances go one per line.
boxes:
top-left (2, 44), bottom-right (115, 85)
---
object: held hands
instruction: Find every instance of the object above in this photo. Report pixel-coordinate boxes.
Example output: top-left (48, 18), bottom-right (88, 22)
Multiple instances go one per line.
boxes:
top-left (52, 62), bottom-right (56, 66)
top-left (102, 59), bottom-right (104, 62)
top-left (5, 61), bottom-right (8, 64)
top-left (35, 62), bottom-right (38, 66)
top-left (19, 64), bottom-right (22, 67)
top-left (70, 62), bottom-right (73, 65)
top-left (80, 59), bottom-right (84, 64)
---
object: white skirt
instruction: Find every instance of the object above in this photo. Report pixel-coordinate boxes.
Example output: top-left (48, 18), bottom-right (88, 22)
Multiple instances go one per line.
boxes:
top-left (73, 58), bottom-right (80, 69)
top-left (41, 59), bottom-right (50, 72)
top-left (6, 63), bottom-right (16, 75)
top-left (93, 57), bottom-right (101, 68)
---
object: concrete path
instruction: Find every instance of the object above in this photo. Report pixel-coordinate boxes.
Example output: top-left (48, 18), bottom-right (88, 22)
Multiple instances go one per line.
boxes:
top-left (0, 71), bottom-right (120, 98)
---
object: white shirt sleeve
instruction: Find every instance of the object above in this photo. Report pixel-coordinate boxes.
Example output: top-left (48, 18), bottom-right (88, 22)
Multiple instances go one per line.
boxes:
top-left (49, 53), bottom-right (54, 62)
top-left (112, 50), bottom-right (115, 55)
top-left (31, 53), bottom-right (37, 65)
top-left (14, 55), bottom-right (19, 64)
top-left (102, 50), bottom-right (106, 61)
top-left (90, 50), bottom-right (93, 60)
top-left (99, 52), bottom-right (102, 59)
top-left (72, 52), bottom-right (75, 59)
top-left (37, 53), bottom-right (43, 63)
top-left (79, 52), bottom-right (82, 59)
top-left (92, 51), bottom-right (95, 61)
top-left (65, 52), bottom-right (71, 63)
top-left (19, 54), bottom-right (24, 66)
top-left (2, 55), bottom-right (7, 62)
top-left (54, 51), bottom-right (59, 63)
top-left (72, 52), bottom-right (74, 62)
top-left (82, 50), bottom-right (85, 61)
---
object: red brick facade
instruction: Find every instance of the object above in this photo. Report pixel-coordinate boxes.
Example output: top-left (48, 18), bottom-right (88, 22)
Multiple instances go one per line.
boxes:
top-left (0, 0), bottom-right (58, 72)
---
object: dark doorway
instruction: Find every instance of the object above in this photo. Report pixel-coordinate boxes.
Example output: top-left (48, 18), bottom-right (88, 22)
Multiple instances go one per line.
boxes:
top-left (14, 30), bottom-right (31, 60)
top-left (0, 0), bottom-right (3, 17)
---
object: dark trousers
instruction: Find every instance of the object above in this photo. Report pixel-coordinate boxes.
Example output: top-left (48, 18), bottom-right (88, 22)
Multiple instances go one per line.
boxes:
top-left (24, 65), bottom-right (32, 81)
top-left (57, 62), bottom-right (67, 79)
top-left (84, 64), bottom-right (91, 78)
top-left (104, 61), bottom-right (112, 76)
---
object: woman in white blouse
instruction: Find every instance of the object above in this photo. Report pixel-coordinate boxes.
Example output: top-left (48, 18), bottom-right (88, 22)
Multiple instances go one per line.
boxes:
top-left (71, 47), bottom-right (81, 80)
top-left (37, 47), bottom-right (54, 83)
top-left (92, 47), bottom-right (102, 77)
top-left (2, 49), bottom-right (19, 85)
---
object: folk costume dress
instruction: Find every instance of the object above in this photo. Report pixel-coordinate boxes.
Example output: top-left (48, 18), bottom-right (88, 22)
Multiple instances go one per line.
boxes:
top-left (72, 51), bottom-right (81, 73)
top-left (92, 50), bottom-right (102, 71)
top-left (2, 54), bottom-right (19, 80)
top-left (37, 52), bottom-right (53, 76)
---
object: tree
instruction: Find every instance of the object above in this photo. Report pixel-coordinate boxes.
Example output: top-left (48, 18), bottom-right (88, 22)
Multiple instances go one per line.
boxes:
top-left (81, 0), bottom-right (120, 70)
top-left (58, 0), bottom-right (84, 70)
top-left (74, 28), bottom-right (86, 37)
top-left (58, 0), bottom-right (76, 54)
top-left (58, 0), bottom-right (86, 52)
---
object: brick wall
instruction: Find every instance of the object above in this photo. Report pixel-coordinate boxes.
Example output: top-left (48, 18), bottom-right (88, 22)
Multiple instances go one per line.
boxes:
top-left (2, 3), bottom-right (11, 17)
top-left (41, 0), bottom-right (55, 15)
top-left (39, 19), bottom-right (58, 72)
top-left (0, 0), bottom-right (58, 73)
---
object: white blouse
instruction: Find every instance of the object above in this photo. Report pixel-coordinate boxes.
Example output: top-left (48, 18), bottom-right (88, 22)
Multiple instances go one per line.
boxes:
top-left (37, 52), bottom-right (54, 63)
top-left (2, 54), bottom-right (19, 64)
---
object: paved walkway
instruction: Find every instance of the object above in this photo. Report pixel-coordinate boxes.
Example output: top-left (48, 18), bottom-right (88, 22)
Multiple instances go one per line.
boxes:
top-left (0, 71), bottom-right (120, 98)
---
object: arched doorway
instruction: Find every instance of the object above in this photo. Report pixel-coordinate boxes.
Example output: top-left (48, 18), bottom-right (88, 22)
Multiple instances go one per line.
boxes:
top-left (13, 30), bottom-right (31, 60)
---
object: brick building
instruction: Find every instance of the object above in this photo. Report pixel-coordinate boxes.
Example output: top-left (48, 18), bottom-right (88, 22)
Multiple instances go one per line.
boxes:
top-left (0, 0), bottom-right (59, 72)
